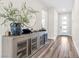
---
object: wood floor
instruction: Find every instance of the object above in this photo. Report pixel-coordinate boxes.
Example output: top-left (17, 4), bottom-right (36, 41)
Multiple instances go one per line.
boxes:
top-left (31, 39), bottom-right (54, 58)
top-left (31, 35), bottom-right (79, 58)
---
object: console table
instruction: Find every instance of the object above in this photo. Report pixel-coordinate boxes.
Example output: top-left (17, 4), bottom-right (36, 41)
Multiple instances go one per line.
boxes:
top-left (2, 31), bottom-right (48, 58)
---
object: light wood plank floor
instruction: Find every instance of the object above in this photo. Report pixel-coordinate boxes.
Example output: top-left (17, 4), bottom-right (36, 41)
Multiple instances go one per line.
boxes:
top-left (32, 35), bottom-right (79, 58)
top-left (31, 39), bottom-right (54, 58)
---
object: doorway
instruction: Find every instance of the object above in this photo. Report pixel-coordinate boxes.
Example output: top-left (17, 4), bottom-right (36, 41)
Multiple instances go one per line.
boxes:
top-left (58, 12), bottom-right (72, 36)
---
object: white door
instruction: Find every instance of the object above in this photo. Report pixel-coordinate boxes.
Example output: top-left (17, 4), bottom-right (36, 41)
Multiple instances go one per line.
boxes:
top-left (58, 12), bottom-right (72, 36)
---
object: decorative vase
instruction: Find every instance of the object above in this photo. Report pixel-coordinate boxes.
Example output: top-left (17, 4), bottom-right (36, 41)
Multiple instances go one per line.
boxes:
top-left (10, 23), bottom-right (21, 36)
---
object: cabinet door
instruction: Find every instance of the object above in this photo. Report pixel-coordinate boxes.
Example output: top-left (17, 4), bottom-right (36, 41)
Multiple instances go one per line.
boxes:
top-left (58, 12), bottom-right (72, 36)
top-left (15, 37), bottom-right (30, 58)
top-left (44, 33), bottom-right (48, 42)
top-left (17, 40), bottom-right (27, 58)
top-left (31, 37), bottom-right (37, 53)
top-left (28, 39), bottom-right (31, 56)
top-left (40, 34), bottom-right (45, 45)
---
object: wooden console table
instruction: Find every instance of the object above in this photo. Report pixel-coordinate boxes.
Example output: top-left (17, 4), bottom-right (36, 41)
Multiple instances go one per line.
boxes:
top-left (2, 31), bottom-right (48, 58)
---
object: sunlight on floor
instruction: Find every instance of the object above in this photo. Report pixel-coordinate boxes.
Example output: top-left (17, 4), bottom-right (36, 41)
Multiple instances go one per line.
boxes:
top-left (61, 36), bottom-right (69, 54)
top-left (61, 36), bottom-right (69, 50)
top-left (61, 37), bottom-right (68, 45)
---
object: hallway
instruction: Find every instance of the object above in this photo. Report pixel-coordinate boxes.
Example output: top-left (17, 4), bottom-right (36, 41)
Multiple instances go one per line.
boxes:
top-left (1, 0), bottom-right (79, 58)
top-left (32, 36), bottom-right (79, 58)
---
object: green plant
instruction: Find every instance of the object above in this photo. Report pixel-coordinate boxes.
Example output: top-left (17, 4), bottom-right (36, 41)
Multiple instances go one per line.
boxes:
top-left (0, 2), bottom-right (37, 27)
top-left (19, 2), bottom-right (37, 26)
top-left (0, 2), bottom-right (19, 25)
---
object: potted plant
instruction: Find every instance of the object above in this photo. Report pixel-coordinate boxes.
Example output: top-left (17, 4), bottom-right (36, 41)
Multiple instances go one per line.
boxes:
top-left (0, 2), bottom-right (37, 36)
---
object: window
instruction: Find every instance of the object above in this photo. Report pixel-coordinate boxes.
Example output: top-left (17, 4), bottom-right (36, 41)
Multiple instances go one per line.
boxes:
top-left (41, 10), bottom-right (47, 29)
top-left (62, 26), bottom-right (67, 29)
top-left (58, 13), bottom-right (72, 35)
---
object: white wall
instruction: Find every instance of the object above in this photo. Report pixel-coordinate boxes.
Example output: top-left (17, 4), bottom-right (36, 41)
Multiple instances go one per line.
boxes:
top-left (47, 8), bottom-right (54, 39)
top-left (53, 9), bottom-right (58, 40)
top-left (72, 0), bottom-right (79, 55)
top-left (0, 0), bottom-right (47, 57)
top-left (47, 8), bottom-right (58, 40)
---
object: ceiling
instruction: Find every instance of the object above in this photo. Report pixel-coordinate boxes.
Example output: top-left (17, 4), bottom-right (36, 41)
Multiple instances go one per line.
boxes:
top-left (39, 0), bottom-right (74, 12)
